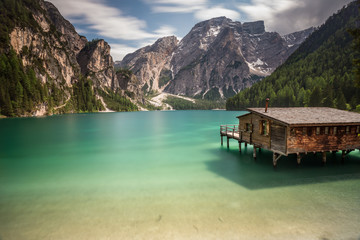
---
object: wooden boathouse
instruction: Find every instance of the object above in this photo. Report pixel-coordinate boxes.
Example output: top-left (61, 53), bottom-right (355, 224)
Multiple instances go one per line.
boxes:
top-left (220, 107), bottom-right (360, 167)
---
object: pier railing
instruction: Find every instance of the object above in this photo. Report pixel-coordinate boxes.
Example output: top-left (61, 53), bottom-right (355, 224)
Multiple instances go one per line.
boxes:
top-left (220, 124), bottom-right (240, 137)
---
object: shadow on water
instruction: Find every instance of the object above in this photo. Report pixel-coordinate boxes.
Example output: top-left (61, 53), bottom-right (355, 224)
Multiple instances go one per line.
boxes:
top-left (206, 144), bottom-right (360, 190)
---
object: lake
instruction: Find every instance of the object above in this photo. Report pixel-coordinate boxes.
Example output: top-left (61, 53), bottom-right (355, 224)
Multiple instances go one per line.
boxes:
top-left (0, 110), bottom-right (359, 240)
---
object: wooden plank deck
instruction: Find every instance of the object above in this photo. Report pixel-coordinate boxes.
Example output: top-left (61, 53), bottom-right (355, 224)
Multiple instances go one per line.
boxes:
top-left (220, 124), bottom-right (240, 140)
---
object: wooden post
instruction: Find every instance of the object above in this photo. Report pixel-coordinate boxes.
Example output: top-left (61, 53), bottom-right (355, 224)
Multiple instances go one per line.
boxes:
top-left (297, 153), bottom-right (301, 165)
top-left (273, 153), bottom-right (282, 167)
top-left (258, 148), bottom-right (262, 153)
top-left (221, 135), bottom-right (223, 146)
top-left (227, 137), bottom-right (229, 149)
top-left (238, 141), bottom-right (242, 152)
top-left (322, 152), bottom-right (327, 164)
top-left (341, 150), bottom-right (346, 164)
top-left (253, 146), bottom-right (257, 159)
top-left (245, 142), bottom-right (247, 147)
top-left (273, 153), bottom-right (278, 167)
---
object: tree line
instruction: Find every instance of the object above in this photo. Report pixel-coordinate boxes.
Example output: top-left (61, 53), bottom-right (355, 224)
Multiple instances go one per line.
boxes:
top-left (226, 1), bottom-right (360, 112)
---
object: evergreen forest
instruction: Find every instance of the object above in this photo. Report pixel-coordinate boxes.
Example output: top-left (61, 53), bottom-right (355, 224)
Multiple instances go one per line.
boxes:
top-left (0, 0), bottom-right (138, 117)
top-left (226, 1), bottom-right (360, 111)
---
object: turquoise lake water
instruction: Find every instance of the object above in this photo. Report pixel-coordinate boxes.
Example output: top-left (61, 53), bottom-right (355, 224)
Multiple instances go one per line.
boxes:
top-left (0, 110), bottom-right (360, 240)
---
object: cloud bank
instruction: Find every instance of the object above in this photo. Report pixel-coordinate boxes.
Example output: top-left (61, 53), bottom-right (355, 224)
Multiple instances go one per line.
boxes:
top-left (48, 0), bottom-right (177, 60)
top-left (146, 0), bottom-right (241, 21)
top-left (48, 0), bottom-right (353, 60)
top-left (49, 0), bottom-right (176, 40)
top-left (238, 0), bottom-right (353, 35)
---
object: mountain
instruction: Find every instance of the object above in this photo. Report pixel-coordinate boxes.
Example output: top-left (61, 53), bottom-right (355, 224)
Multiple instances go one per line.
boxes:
top-left (0, 0), bottom-right (142, 117)
top-left (120, 17), bottom-right (314, 100)
top-left (226, 1), bottom-right (360, 111)
top-left (121, 36), bottom-right (178, 94)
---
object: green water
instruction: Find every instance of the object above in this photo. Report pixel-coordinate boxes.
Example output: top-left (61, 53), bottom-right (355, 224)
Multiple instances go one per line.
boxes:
top-left (0, 111), bottom-right (359, 240)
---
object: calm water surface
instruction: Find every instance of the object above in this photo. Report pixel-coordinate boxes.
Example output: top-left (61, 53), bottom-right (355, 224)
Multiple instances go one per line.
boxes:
top-left (0, 111), bottom-right (360, 240)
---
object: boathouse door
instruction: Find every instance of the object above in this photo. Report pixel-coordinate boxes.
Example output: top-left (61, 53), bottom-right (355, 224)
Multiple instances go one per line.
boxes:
top-left (270, 123), bottom-right (286, 154)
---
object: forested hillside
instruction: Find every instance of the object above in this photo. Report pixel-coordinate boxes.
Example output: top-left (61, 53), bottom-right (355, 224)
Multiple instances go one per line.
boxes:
top-left (226, 1), bottom-right (360, 111)
top-left (0, 0), bottom-right (138, 117)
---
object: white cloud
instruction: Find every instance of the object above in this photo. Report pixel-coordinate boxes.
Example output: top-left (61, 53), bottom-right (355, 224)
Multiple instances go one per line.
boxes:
top-left (146, 0), bottom-right (207, 13)
top-left (149, 0), bottom-right (206, 5)
top-left (48, 0), bottom-right (170, 40)
top-left (194, 6), bottom-right (241, 21)
top-left (152, 5), bottom-right (203, 13)
top-left (145, 0), bottom-right (241, 22)
top-left (109, 43), bottom-right (139, 61)
top-left (154, 25), bottom-right (177, 36)
top-left (238, 0), bottom-right (353, 35)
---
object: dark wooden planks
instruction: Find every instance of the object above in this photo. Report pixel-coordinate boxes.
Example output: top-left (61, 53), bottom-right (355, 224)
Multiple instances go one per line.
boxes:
top-left (271, 124), bottom-right (286, 153)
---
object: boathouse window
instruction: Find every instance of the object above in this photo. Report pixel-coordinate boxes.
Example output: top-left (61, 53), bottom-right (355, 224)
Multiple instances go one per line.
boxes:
top-left (346, 126), bottom-right (350, 134)
top-left (333, 127), bottom-right (337, 135)
top-left (325, 127), bottom-right (329, 135)
top-left (316, 127), bottom-right (320, 135)
top-left (246, 123), bottom-right (252, 132)
top-left (307, 127), bottom-right (313, 136)
top-left (290, 128), bottom-right (296, 136)
top-left (302, 127), bottom-right (307, 135)
top-left (357, 126), bottom-right (360, 133)
top-left (259, 120), bottom-right (268, 136)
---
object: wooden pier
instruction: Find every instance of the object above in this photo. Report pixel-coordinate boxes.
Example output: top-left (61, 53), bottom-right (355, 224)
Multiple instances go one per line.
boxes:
top-left (220, 107), bottom-right (360, 167)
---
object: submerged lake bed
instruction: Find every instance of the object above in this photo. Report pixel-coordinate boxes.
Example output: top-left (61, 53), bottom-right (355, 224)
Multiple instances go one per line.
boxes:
top-left (0, 111), bottom-right (360, 240)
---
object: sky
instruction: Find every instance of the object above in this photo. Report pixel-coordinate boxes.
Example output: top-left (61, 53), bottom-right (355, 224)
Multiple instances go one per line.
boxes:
top-left (47, 0), bottom-right (354, 61)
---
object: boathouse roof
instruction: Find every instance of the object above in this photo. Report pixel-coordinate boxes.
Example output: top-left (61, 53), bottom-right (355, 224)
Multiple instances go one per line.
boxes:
top-left (245, 107), bottom-right (360, 126)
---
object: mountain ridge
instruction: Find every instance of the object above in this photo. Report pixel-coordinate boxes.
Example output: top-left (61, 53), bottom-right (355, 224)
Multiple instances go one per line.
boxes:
top-left (226, 1), bottom-right (360, 111)
top-left (0, 0), bottom-right (142, 117)
top-left (120, 17), bottom-right (314, 100)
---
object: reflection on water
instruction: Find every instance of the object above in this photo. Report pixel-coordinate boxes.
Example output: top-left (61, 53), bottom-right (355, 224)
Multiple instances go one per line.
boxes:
top-left (0, 111), bottom-right (359, 240)
top-left (210, 145), bottom-right (360, 189)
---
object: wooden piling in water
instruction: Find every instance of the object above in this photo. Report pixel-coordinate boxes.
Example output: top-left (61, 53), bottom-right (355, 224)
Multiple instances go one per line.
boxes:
top-left (322, 152), bottom-right (327, 164)
top-left (297, 153), bottom-right (301, 165)
top-left (341, 150), bottom-right (346, 163)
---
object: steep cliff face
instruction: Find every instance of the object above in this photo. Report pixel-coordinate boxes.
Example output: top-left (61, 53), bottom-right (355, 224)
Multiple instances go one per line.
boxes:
top-left (116, 69), bottom-right (144, 104)
top-left (0, 0), bottom-right (139, 117)
top-left (282, 27), bottom-right (315, 49)
top-left (121, 17), bottom-right (314, 99)
top-left (167, 17), bottom-right (313, 98)
top-left (167, 26), bottom-right (250, 98)
top-left (121, 36), bottom-right (178, 93)
top-left (77, 39), bottom-right (119, 89)
top-left (43, 1), bottom-right (87, 55)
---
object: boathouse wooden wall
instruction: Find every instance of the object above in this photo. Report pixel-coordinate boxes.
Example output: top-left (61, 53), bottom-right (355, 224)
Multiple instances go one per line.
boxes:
top-left (270, 122), bottom-right (287, 154)
top-left (238, 114), bottom-right (252, 143)
top-left (238, 112), bottom-right (360, 155)
top-left (238, 113), bottom-right (271, 150)
top-left (287, 125), bottom-right (360, 154)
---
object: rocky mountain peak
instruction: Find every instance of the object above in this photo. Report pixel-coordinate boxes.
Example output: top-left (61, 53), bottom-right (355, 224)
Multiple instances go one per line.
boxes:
top-left (43, 1), bottom-right (87, 54)
top-left (77, 39), bottom-right (118, 89)
top-left (282, 27), bottom-right (315, 47)
top-left (121, 17), bottom-right (315, 100)
top-left (243, 20), bottom-right (265, 35)
top-left (149, 36), bottom-right (178, 54)
top-left (119, 35), bottom-right (179, 93)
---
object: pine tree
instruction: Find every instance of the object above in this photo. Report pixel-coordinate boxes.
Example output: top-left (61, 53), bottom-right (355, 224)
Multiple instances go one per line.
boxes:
top-left (308, 86), bottom-right (322, 107)
top-left (336, 90), bottom-right (347, 110)
top-left (349, 0), bottom-right (360, 87)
